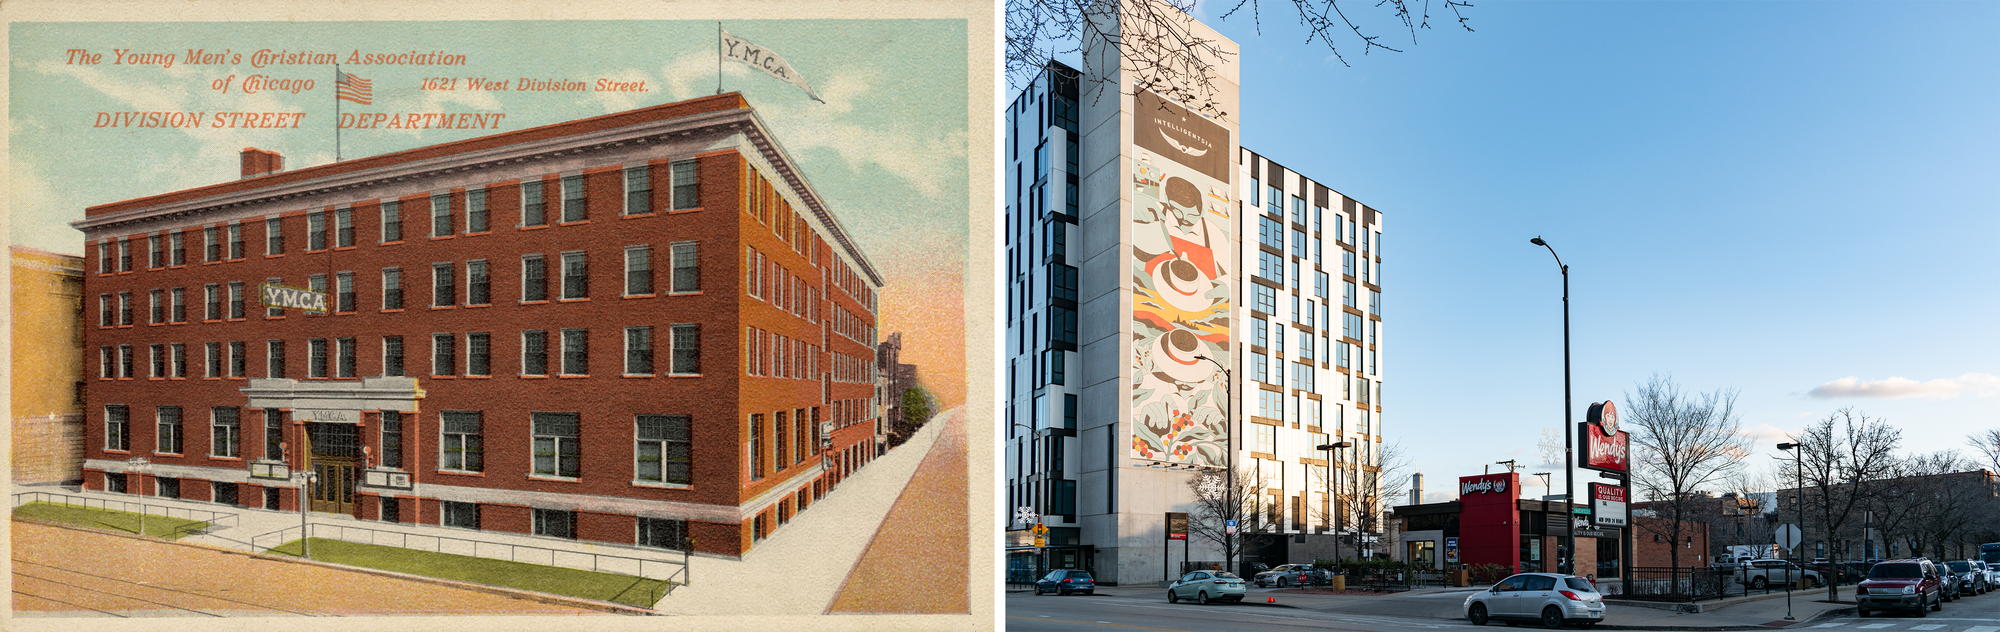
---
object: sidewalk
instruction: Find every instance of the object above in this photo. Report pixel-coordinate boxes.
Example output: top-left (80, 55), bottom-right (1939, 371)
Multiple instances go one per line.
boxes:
top-left (1081, 582), bottom-right (1855, 628)
top-left (826, 404), bottom-right (968, 613)
top-left (649, 406), bottom-right (957, 615)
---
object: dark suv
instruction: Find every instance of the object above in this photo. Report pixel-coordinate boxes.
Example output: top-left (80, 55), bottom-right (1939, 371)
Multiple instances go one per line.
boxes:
top-left (1857, 559), bottom-right (1945, 617)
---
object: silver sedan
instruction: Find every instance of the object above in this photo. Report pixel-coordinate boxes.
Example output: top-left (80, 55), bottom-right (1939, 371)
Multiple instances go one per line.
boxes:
top-left (1167, 570), bottom-right (1248, 605)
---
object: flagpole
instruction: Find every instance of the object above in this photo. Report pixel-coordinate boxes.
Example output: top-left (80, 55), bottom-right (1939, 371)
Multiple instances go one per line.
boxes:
top-left (716, 22), bottom-right (723, 95)
top-left (334, 64), bottom-right (342, 162)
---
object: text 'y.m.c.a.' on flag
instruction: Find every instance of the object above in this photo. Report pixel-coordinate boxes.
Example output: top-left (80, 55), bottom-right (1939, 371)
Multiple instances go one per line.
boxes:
top-left (261, 283), bottom-right (328, 313)
top-left (719, 29), bottom-right (824, 103)
top-left (336, 69), bottom-right (373, 105)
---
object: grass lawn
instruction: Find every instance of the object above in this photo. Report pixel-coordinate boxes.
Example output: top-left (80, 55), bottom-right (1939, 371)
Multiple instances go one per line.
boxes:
top-left (12, 501), bottom-right (211, 540)
top-left (267, 538), bottom-right (673, 607)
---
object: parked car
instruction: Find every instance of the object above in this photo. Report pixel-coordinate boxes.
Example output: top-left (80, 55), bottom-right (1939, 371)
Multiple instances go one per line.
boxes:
top-left (1944, 560), bottom-right (1988, 595)
top-left (1254, 563), bottom-right (1327, 588)
top-left (1977, 561), bottom-right (2000, 592)
top-left (1464, 572), bottom-right (1606, 628)
top-left (1856, 559), bottom-right (1944, 617)
top-left (1167, 570), bottom-right (1247, 605)
top-left (1939, 563), bottom-right (1962, 602)
top-left (1034, 569), bottom-right (1096, 596)
top-left (1735, 559), bottom-right (1824, 589)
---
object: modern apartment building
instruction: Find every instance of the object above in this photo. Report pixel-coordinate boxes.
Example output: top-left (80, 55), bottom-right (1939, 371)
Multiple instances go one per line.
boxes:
top-left (72, 93), bottom-right (886, 557)
top-left (1004, 3), bottom-right (1387, 585)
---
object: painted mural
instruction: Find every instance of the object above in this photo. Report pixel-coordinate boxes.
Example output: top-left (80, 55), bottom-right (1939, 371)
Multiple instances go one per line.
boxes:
top-left (1130, 90), bottom-right (1234, 467)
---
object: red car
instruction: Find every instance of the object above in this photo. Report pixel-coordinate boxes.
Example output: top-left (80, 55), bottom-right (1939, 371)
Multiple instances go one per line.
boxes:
top-left (1856, 559), bottom-right (1945, 617)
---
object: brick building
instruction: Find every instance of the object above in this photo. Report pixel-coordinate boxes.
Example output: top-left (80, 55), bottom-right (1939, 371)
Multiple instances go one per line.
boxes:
top-left (72, 93), bottom-right (886, 557)
top-left (11, 246), bottom-right (87, 484)
top-left (1632, 516), bottom-right (1712, 568)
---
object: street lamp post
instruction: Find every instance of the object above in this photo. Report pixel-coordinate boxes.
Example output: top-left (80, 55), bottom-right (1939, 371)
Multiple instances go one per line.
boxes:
top-left (125, 457), bottom-right (150, 537)
top-left (1777, 441), bottom-right (1802, 620)
top-left (1010, 421), bottom-right (1043, 578)
top-left (1195, 355), bottom-right (1233, 575)
top-left (1318, 441), bottom-right (1354, 574)
top-left (294, 470), bottom-right (317, 559)
top-left (1528, 236), bottom-right (1575, 575)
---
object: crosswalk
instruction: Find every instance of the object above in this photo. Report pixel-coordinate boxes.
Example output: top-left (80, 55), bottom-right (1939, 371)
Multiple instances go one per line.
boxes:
top-left (1812, 624), bottom-right (1999, 632)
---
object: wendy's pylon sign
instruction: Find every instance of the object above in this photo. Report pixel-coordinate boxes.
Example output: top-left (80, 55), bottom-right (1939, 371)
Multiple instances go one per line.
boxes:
top-left (1581, 401), bottom-right (1630, 474)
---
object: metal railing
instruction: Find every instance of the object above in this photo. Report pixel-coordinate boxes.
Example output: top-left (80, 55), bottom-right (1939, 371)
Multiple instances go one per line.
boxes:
top-left (13, 490), bottom-right (240, 538)
top-left (249, 521), bottom-right (689, 602)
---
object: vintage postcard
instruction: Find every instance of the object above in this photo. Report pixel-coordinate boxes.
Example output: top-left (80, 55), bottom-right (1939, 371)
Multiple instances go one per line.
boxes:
top-left (2, 0), bottom-right (993, 629)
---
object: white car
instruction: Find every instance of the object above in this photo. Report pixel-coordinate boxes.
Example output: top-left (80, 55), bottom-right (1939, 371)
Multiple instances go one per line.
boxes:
top-left (1465, 572), bottom-right (1605, 628)
top-left (1735, 559), bottom-right (1823, 590)
top-left (1253, 563), bottom-right (1319, 587)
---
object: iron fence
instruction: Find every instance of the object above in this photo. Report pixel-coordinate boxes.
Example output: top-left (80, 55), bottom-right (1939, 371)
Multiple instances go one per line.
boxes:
top-left (13, 490), bottom-right (240, 538)
top-left (249, 521), bottom-right (688, 602)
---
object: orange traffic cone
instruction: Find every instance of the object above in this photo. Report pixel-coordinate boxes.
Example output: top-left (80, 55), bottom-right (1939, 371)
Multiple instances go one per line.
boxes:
top-left (1267, 597), bottom-right (1277, 603)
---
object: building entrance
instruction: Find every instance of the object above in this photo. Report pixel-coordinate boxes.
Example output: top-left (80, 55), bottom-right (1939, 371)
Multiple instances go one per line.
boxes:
top-left (306, 422), bottom-right (359, 514)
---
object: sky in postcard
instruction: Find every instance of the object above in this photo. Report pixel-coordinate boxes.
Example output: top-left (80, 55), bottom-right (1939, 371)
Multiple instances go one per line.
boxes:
top-left (10, 19), bottom-right (969, 405)
top-left (1124, 0), bottom-right (2000, 499)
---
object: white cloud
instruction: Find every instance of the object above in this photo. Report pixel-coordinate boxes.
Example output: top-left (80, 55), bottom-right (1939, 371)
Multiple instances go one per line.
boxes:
top-left (1806, 373), bottom-right (2000, 400)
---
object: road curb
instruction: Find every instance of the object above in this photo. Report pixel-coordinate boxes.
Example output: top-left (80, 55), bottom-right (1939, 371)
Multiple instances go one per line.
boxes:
top-left (1590, 605), bottom-right (1855, 631)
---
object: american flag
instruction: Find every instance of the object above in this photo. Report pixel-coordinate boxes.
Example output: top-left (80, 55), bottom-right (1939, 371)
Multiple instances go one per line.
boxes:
top-left (336, 70), bottom-right (372, 105)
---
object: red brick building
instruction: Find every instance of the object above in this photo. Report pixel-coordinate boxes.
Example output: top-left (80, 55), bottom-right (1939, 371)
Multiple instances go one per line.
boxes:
top-left (72, 93), bottom-right (886, 557)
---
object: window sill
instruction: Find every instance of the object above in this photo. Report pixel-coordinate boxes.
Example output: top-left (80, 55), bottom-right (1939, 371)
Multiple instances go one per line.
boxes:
top-left (264, 315), bottom-right (286, 320)
top-left (103, 449), bottom-right (131, 456)
top-left (620, 212), bottom-right (657, 220)
top-left (154, 452), bottom-right (184, 458)
top-left (631, 480), bottom-right (692, 490)
top-left (557, 297), bottom-right (590, 303)
top-left (380, 240), bottom-right (405, 246)
top-left (463, 374), bottom-right (492, 379)
top-left (519, 299), bottom-right (550, 306)
top-left (518, 224), bottom-right (552, 231)
top-left (667, 207), bottom-right (704, 215)
top-left (557, 374), bottom-right (590, 379)
top-left (430, 305), bottom-right (457, 310)
top-left (430, 375), bottom-right (458, 380)
top-left (208, 455), bottom-right (243, 462)
top-left (117, 323), bottom-right (135, 328)
top-left (264, 254), bottom-right (287, 259)
top-left (667, 373), bottom-right (702, 379)
top-left (462, 231), bottom-right (492, 237)
top-left (622, 373), bottom-right (655, 379)
top-left (379, 308), bottom-right (404, 314)
top-left (557, 220), bottom-right (592, 227)
top-left (460, 303), bottom-right (491, 309)
top-left (429, 235), bottom-right (456, 241)
top-left (667, 291), bottom-right (702, 297)
top-left (436, 469), bottom-right (485, 477)
top-left (518, 374), bottom-right (549, 379)
top-left (622, 293), bottom-right (657, 299)
top-left (527, 474), bottom-right (581, 483)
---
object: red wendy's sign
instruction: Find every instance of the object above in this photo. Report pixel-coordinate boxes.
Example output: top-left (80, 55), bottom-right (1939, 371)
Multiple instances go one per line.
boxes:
top-left (1581, 400), bottom-right (1629, 474)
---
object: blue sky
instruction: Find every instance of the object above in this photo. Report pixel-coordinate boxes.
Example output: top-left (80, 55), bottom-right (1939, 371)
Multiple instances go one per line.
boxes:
top-left (1134, 0), bottom-right (2000, 500)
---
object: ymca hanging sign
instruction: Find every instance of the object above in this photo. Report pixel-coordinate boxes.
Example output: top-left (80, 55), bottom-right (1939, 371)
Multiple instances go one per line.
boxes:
top-left (261, 282), bottom-right (328, 313)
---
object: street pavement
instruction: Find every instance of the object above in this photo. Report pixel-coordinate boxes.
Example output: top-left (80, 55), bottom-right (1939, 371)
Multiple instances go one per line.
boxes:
top-left (827, 403), bottom-right (969, 614)
top-left (1008, 581), bottom-right (2000, 631)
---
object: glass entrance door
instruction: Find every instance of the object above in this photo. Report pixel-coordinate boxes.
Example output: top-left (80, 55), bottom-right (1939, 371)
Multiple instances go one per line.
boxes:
top-left (306, 422), bottom-right (359, 514)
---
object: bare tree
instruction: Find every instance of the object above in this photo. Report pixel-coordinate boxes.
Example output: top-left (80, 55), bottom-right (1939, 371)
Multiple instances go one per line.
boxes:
top-left (1306, 441), bottom-right (1410, 560)
top-left (1624, 375), bottom-right (1750, 572)
top-left (1184, 467), bottom-right (1272, 576)
top-left (1007, 0), bottom-right (1474, 118)
top-left (1967, 429), bottom-right (2000, 473)
top-left (1789, 407), bottom-right (1902, 602)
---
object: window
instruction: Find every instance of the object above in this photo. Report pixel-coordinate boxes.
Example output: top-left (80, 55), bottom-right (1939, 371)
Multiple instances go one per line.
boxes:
top-left (170, 343), bottom-right (186, 378)
top-left (1252, 351), bottom-right (1269, 383)
top-left (636, 414), bottom-right (691, 485)
top-left (561, 175), bottom-right (586, 222)
top-left (466, 188), bottom-right (488, 233)
top-left (198, 228), bottom-right (218, 262)
top-left (1252, 318), bottom-right (1269, 348)
top-left (440, 411), bottom-right (483, 472)
top-left (203, 342), bottom-right (220, 378)
top-left (1343, 250), bottom-right (1355, 277)
top-left (222, 283), bottom-right (241, 319)
top-left (521, 179), bottom-right (546, 226)
top-left (382, 336), bottom-right (404, 377)
top-left (98, 294), bottom-right (110, 327)
top-left (266, 340), bottom-right (286, 378)
top-left (335, 208), bottom-right (353, 248)
top-left (749, 413), bottom-right (765, 480)
top-left (561, 251), bottom-right (587, 299)
top-left (335, 272), bottom-right (354, 313)
top-left (432, 262), bottom-right (455, 306)
top-left (1050, 263), bottom-right (1078, 302)
top-left (1258, 251), bottom-right (1284, 283)
top-left (157, 406), bottom-right (184, 454)
top-left (1048, 306), bottom-right (1077, 346)
top-left (381, 200), bottom-right (401, 242)
top-left (229, 341), bottom-right (246, 377)
top-left (170, 287), bottom-right (185, 322)
top-left (148, 289), bottom-right (163, 324)
top-left (466, 260), bottom-right (489, 305)
top-left (521, 254), bottom-right (547, 302)
top-left (625, 246), bottom-right (652, 295)
top-left (1344, 281), bottom-right (1357, 308)
top-left (381, 268), bottom-right (403, 309)
top-left (147, 234), bottom-right (162, 268)
top-left (442, 500), bottom-right (479, 529)
top-left (625, 326), bottom-right (653, 375)
top-left (533, 508), bottom-right (577, 539)
top-left (309, 338), bottom-right (329, 378)
top-left (671, 242), bottom-right (699, 293)
top-left (624, 166), bottom-right (651, 215)
top-left (450, 332), bottom-right (485, 377)
top-left (638, 517), bottom-right (689, 550)
top-left (670, 159), bottom-right (699, 209)
top-left (105, 405), bottom-right (130, 451)
top-left (775, 411), bottom-right (789, 470)
top-left (521, 330), bottom-right (548, 375)
top-left (307, 212), bottom-right (326, 250)
top-left (1253, 284), bottom-right (1277, 314)
top-left (380, 411), bottom-right (403, 469)
top-left (264, 219), bottom-right (283, 255)
top-left (211, 407), bottom-right (240, 457)
top-left (1369, 290), bottom-right (1381, 316)
top-left (670, 324), bottom-right (700, 375)
top-left (561, 328), bottom-right (588, 375)
top-left (1255, 423), bottom-right (1274, 453)
top-left (532, 412), bottom-right (581, 478)
top-left (337, 337), bottom-right (357, 377)
top-left (168, 231), bottom-right (185, 266)
top-left (431, 193), bottom-right (452, 237)
top-left (432, 334), bottom-right (456, 376)
top-left (149, 344), bottom-right (165, 377)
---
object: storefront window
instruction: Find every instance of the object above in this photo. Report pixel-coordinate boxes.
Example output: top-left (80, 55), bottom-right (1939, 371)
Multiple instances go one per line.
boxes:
top-left (1409, 541), bottom-right (1436, 568)
top-left (1521, 537), bottom-right (1543, 572)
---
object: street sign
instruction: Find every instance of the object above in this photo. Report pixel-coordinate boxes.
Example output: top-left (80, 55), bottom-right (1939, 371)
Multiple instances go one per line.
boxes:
top-left (1225, 519), bottom-right (1238, 534)
top-left (1775, 524), bottom-right (1802, 550)
top-left (1033, 521), bottom-right (1048, 547)
top-left (1166, 512), bottom-right (1188, 540)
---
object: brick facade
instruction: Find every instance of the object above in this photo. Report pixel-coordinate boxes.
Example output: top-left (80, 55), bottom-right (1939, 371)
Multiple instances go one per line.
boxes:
top-left (73, 93), bottom-right (886, 557)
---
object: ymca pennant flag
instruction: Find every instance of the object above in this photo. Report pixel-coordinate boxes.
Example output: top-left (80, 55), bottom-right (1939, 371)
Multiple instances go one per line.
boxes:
top-left (720, 29), bottom-right (825, 103)
top-left (336, 70), bottom-right (373, 105)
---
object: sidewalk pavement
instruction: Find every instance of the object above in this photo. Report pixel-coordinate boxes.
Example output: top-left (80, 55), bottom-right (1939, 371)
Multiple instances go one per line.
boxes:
top-left (1079, 582), bottom-right (1854, 629)
top-left (649, 407), bottom-right (956, 615)
top-left (11, 407), bottom-right (956, 615)
top-left (826, 403), bottom-right (969, 613)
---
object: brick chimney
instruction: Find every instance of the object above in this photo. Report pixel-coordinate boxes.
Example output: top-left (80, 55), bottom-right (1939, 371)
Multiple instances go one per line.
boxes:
top-left (240, 147), bottom-right (284, 178)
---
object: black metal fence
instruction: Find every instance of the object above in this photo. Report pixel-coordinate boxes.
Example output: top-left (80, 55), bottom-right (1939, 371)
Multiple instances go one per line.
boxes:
top-left (1622, 566), bottom-right (1830, 602)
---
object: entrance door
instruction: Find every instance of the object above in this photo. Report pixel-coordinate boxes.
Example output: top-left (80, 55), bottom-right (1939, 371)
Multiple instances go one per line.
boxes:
top-left (306, 422), bottom-right (359, 514)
